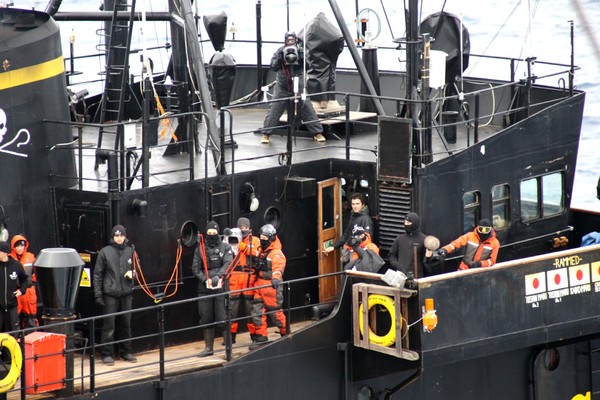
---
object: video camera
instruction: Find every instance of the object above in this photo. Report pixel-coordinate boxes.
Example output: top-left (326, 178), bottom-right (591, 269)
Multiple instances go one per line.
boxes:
top-left (283, 45), bottom-right (299, 65)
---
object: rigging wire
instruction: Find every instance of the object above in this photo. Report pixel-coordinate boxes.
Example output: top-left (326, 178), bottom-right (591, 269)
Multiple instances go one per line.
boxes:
top-left (378, 0), bottom-right (395, 40)
top-left (469, 0), bottom-right (523, 72)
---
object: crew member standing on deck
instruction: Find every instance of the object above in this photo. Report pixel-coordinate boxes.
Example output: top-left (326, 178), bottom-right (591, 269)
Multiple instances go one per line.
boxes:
top-left (437, 219), bottom-right (500, 270)
top-left (93, 225), bottom-right (138, 365)
top-left (192, 221), bottom-right (233, 357)
top-left (387, 213), bottom-right (427, 277)
top-left (250, 224), bottom-right (287, 349)
top-left (0, 241), bottom-right (30, 334)
top-left (227, 218), bottom-right (261, 344)
top-left (260, 31), bottom-right (326, 144)
top-left (10, 234), bottom-right (38, 328)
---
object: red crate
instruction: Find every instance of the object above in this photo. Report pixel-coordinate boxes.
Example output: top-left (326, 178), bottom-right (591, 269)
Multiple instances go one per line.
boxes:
top-left (24, 332), bottom-right (66, 394)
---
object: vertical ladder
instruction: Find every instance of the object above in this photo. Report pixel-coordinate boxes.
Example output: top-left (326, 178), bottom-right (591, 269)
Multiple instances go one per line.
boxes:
top-left (378, 183), bottom-right (413, 252)
top-left (96, 0), bottom-right (137, 151)
top-left (209, 186), bottom-right (233, 230)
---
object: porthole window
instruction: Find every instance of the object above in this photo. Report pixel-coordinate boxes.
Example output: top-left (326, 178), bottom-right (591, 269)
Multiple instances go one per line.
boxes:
top-left (264, 206), bottom-right (281, 229)
top-left (180, 220), bottom-right (198, 247)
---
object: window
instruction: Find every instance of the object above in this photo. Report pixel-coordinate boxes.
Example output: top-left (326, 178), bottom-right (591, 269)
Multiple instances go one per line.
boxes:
top-left (520, 172), bottom-right (564, 221)
top-left (491, 184), bottom-right (510, 230)
top-left (542, 173), bottom-right (564, 216)
top-left (462, 191), bottom-right (481, 233)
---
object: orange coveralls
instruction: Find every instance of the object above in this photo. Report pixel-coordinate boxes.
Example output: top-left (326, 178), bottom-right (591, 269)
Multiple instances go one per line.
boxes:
top-left (252, 237), bottom-right (287, 337)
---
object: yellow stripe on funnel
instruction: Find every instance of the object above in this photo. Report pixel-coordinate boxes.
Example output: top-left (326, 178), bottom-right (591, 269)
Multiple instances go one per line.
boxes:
top-left (0, 56), bottom-right (65, 90)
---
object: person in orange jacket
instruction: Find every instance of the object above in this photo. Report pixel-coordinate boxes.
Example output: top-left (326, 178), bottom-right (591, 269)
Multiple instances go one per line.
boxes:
top-left (11, 234), bottom-right (38, 328)
top-left (342, 226), bottom-right (383, 273)
top-left (437, 219), bottom-right (500, 270)
top-left (250, 224), bottom-right (286, 349)
top-left (227, 217), bottom-right (261, 344)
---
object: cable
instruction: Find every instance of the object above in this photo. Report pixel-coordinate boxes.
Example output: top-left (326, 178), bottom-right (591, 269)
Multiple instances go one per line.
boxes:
top-left (134, 244), bottom-right (181, 303)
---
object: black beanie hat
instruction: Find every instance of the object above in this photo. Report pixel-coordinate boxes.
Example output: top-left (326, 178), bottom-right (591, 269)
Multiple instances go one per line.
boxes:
top-left (206, 221), bottom-right (220, 233)
top-left (0, 241), bottom-right (10, 254)
top-left (111, 225), bottom-right (126, 237)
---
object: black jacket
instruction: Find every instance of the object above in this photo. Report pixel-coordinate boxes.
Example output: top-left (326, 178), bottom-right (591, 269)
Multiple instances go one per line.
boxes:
top-left (271, 44), bottom-right (306, 90)
top-left (93, 242), bottom-right (135, 298)
top-left (0, 256), bottom-right (31, 310)
top-left (333, 206), bottom-right (373, 249)
top-left (192, 241), bottom-right (233, 294)
top-left (388, 231), bottom-right (427, 276)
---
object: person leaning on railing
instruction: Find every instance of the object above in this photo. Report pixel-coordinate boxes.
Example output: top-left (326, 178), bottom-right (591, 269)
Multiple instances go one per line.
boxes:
top-left (436, 219), bottom-right (500, 271)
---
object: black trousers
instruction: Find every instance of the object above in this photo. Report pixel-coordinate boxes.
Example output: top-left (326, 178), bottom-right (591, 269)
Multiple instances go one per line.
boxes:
top-left (99, 294), bottom-right (133, 357)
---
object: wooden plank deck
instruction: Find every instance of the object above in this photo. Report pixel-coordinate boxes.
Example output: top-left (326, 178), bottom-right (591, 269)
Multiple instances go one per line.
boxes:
top-left (7, 321), bottom-right (314, 399)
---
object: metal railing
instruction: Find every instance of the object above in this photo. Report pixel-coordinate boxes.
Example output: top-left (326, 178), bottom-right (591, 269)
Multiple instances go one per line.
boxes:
top-left (4, 271), bottom-right (346, 399)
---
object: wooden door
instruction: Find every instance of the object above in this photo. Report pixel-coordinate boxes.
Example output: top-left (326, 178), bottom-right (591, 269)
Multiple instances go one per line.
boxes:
top-left (318, 178), bottom-right (342, 303)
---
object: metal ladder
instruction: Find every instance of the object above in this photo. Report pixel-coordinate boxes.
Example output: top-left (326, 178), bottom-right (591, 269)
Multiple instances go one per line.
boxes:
top-left (95, 0), bottom-right (137, 151)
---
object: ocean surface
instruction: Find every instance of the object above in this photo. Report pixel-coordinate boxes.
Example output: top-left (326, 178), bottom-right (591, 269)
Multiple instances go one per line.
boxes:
top-left (16, 0), bottom-right (600, 211)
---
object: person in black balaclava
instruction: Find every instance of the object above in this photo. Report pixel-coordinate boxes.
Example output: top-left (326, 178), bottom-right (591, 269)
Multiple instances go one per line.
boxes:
top-left (387, 212), bottom-right (428, 277)
top-left (93, 224), bottom-right (138, 365)
top-left (192, 221), bottom-right (233, 358)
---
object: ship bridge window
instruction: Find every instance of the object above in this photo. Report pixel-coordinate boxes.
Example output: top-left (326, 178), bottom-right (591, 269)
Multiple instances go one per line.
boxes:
top-left (520, 172), bottom-right (564, 222)
top-left (462, 191), bottom-right (481, 233)
top-left (491, 184), bottom-right (510, 230)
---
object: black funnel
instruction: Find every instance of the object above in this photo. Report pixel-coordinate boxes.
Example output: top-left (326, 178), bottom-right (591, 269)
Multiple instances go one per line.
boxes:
top-left (34, 248), bottom-right (84, 319)
top-left (203, 11), bottom-right (227, 52)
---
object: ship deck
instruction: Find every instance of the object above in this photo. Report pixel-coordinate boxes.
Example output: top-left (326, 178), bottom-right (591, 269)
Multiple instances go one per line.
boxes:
top-left (70, 102), bottom-right (498, 192)
top-left (9, 320), bottom-right (313, 400)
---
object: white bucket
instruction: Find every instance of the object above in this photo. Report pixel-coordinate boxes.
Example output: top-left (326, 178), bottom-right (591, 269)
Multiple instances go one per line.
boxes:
top-left (429, 50), bottom-right (448, 88)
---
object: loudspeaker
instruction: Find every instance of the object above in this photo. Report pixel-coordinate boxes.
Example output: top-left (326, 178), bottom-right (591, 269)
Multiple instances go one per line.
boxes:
top-left (377, 116), bottom-right (412, 183)
top-left (285, 177), bottom-right (317, 200)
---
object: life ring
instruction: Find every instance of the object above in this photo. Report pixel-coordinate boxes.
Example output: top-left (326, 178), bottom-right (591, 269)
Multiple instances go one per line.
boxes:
top-left (358, 294), bottom-right (396, 347)
top-left (0, 333), bottom-right (22, 393)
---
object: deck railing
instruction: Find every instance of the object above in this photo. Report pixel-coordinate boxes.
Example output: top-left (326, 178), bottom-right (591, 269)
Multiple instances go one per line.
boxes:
top-left (4, 270), bottom-right (346, 399)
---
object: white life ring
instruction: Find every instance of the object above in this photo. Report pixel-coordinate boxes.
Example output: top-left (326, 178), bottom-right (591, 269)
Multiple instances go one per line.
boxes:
top-left (358, 294), bottom-right (396, 347)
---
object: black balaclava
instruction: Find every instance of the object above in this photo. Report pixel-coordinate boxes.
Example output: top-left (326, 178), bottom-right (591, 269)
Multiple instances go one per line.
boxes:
top-left (404, 212), bottom-right (420, 234)
top-left (205, 221), bottom-right (221, 247)
top-left (476, 219), bottom-right (493, 241)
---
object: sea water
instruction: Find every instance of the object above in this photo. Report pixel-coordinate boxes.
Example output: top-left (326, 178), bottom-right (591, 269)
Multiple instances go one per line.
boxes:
top-left (16, 0), bottom-right (600, 211)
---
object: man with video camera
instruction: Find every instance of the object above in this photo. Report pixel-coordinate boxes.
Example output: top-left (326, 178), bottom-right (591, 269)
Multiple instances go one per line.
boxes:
top-left (260, 31), bottom-right (326, 144)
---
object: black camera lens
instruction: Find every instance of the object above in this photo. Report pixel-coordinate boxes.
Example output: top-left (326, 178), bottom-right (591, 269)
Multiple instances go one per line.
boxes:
top-left (284, 46), bottom-right (299, 65)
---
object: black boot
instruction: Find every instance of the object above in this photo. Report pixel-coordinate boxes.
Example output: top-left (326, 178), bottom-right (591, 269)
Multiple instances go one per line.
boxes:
top-left (221, 332), bottom-right (236, 346)
top-left (198, 328), bottom-right (215, 357)
top-left (248, 335), bottom-right (268, 350)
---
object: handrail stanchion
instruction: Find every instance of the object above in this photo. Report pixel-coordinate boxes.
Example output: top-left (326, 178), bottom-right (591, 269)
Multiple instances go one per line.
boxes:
top-left (474, 93), bottom-right (480, 144)
top-left (225, 293), bottom-right (232, 361)
top-left (345, 94), bottom-right (351, 160)
top-left (156, 305), bottom-right (166, 400)
top-left (89, 318), bottom-right (96, 393)
top-left (284, 281), bottom-right (292, 335)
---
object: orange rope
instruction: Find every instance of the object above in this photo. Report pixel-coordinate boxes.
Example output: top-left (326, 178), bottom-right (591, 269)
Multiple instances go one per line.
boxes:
top-left (154, 95), bottom-right (178, 142)
top-left (133, 242), bottom-right (182, 303)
